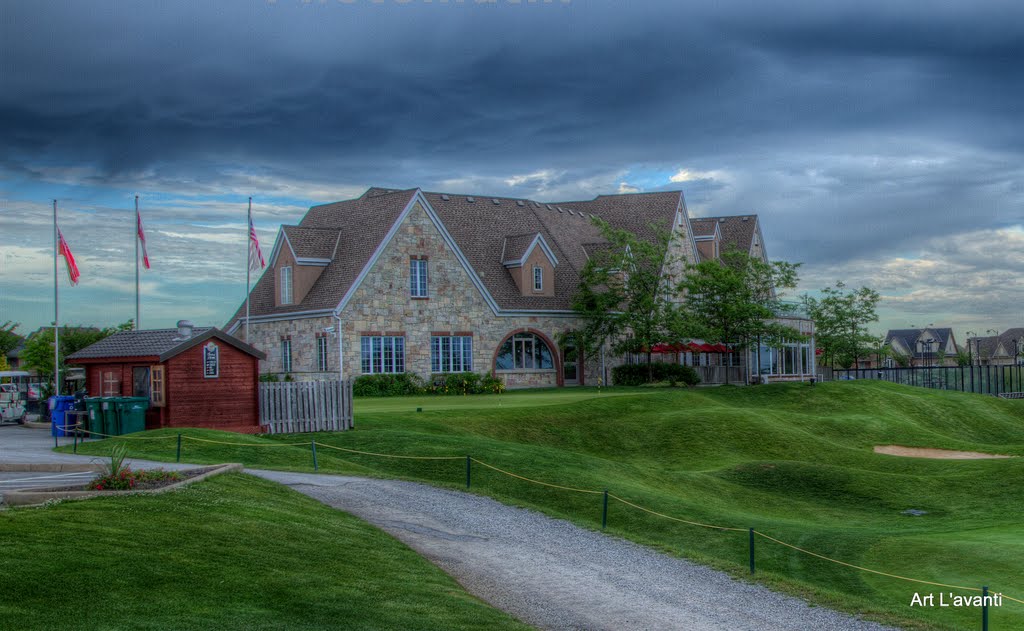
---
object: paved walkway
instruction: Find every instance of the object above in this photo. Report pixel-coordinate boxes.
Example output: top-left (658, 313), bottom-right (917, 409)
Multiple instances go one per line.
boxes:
top-left (253, 470), bottom-right (896, 631)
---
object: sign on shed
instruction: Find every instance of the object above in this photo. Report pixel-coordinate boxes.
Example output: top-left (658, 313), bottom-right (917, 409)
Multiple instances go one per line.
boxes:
top-left (203, 342), bottom-right (219, 378)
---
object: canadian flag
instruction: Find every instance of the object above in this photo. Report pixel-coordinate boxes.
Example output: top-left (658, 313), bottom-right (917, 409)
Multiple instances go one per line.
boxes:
top-left (137, 207), bottom-right (150, 269)
top-left (57, 228), bottom-right (80, 285)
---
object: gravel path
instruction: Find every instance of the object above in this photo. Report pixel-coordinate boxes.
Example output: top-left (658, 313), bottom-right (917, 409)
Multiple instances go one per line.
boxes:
top-left (251, 470), bottom-right (896, 631)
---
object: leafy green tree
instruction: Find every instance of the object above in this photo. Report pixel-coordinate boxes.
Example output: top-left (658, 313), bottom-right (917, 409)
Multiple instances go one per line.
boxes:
top-left (569, 218), bottom-right (686, 383)
top-left (0, 321), bottom-right (21, 358)
top-left (676, 249), bottom-right (801, 384)
top-left (802, 282), bottom-right (881, 369)
top-left (21, 320), bottom-right (133, 394)
top-left (955, 348), bottom-right (972, 367)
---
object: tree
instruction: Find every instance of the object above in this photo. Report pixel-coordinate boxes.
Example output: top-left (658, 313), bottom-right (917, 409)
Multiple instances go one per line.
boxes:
top-left (0, 321), bottom-right (21, 357)
top-left (955, 348), bottom-right (972, 367)
top-left (569, 218), bottom-right (685, 383)
top-left (21, 320), bottom-right (133, 394)
top-left (801, 282), bottom-right (881, 369)
top-left (676, 249), bottom-right (801, 384)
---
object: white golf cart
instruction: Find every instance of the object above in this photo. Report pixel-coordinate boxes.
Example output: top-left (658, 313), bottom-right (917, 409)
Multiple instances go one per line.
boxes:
top-left (0, 371), bottom-right (30, 424)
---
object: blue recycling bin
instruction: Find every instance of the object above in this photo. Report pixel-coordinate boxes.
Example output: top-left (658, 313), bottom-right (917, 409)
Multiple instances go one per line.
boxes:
top-left (49, 395), bottom-right (76, 437)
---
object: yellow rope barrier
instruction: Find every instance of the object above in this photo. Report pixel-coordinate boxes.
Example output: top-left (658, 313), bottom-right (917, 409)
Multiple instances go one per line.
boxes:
top-left (74, 428), bottom-right (175, 441)
top-left (754, 531), bottom-right (984, 592)
top-left (314, 441), bottom-right (463, 460)
top-left (607, 493), bottom-right (746, 532)
top-left (470, 458), bottom-right (604, 494)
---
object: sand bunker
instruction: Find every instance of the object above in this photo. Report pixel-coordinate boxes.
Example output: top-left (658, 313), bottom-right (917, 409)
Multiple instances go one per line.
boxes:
top-left (874, 445), bottom-right (1015, 460)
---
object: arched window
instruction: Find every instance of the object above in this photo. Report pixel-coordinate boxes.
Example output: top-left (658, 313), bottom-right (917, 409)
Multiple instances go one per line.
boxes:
top-left (496, 333), bottom-right (554, 370)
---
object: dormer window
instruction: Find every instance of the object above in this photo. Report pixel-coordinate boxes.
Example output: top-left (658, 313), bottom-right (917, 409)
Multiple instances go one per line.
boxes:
top-left (533, 266), bottom-right (543, 291)
top-left (410, 257), bottom-right (428, 298)
top-left (280, 266), bottom-right (293, 305)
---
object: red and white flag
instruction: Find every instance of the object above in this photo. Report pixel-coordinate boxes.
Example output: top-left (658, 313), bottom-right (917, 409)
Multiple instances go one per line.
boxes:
top-left (249, 213), bottom-right (265, 271)
top-left (57, 228), bottom-right (80, 286)
top-left (137, 207), bottom-right (150, 269)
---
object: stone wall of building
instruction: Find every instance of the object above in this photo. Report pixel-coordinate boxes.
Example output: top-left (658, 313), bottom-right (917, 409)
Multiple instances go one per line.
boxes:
top-left (242, 202), bottom-right (623, 388)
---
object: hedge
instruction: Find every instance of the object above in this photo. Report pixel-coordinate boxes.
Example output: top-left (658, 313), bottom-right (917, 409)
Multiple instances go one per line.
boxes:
top-left (611, 363), bottom-right (701, 386)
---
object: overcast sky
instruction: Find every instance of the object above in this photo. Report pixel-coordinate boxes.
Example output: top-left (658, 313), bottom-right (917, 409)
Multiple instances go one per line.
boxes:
top-left (2, 0), bottom-right (1022, 343)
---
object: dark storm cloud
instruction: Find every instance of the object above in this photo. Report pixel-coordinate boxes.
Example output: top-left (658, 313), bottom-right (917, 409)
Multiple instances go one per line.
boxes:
top-left (3, 0), bottom-right (1024, 331)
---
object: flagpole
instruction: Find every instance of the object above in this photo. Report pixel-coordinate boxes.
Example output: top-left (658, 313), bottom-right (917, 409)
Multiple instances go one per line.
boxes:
top-left (135, 195), bottom-right (140, 330)
top-left (246, 196), bottom-right (252, 342)
top-left (53, 199), bottom-right (60, 397)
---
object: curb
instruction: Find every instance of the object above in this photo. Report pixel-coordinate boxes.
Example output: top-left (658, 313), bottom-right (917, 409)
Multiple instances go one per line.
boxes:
top-left (0, 463), bottom-right (103, 473)
top-left (2, 463), bottom-right (243, 507)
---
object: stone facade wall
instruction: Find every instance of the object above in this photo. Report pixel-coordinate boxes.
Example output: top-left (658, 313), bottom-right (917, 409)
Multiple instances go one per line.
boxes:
top-left (241, 202), bottom-right (619, 388)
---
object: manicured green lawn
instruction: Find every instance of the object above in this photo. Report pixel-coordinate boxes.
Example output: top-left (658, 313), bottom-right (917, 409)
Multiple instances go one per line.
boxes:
top-left (0, 473), bottom-right (531, 631)
top-left (61, 381), bottom-right (1024, 630)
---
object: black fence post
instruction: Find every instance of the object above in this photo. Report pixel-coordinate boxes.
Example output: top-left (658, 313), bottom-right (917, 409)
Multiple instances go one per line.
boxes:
top-left (176, 434), bottom-right (182, 463)
top-left (466, 455), bottom-right (471, 489)
top-left (982, 585), bottom-right (989, 631)
top-left (602, 490), bottom-right (609, 529)
top-left (73, 428), bottom-right (78, 454)
top-left (311, 440), bottom-right (318, 471)
top-left (749, 528), bottom-right (755, 574)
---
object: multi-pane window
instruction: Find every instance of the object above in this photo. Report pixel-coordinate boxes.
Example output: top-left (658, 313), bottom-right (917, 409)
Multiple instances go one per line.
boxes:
top-left (431, 336), bottom-right (473, 373)
top-left (317, 336), bottom-right (329, 372)
top-left (360, 336), bottom-right (405, 374)
top-left (495, 333), bottom-right (554, 370)
top-left (150, 366), bottom-right (166, 407)
top-left (410, 258), bottom-right (428, 298)
top-left (281, 339), bottom-right (292, 373)
top-left (533, 266), bottom-right (543, 291)
top-left (280, 266), bottom-right (293, 304)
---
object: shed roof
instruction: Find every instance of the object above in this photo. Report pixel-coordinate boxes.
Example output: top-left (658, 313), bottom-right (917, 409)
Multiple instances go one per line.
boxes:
top-left (67, 327), bottom-right (266, 362)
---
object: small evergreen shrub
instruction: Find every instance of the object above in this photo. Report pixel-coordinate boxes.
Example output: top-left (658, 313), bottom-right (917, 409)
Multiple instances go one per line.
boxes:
top-left (612, 363), bottom-right (701, 387)
top-left (427, 372), bottom-right (506, 395)
top-left (353, 373), bottom-right (425, 397)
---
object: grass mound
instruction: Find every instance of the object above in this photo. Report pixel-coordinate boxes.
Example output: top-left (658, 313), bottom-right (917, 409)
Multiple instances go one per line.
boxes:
top-left (62, 381), bottom-right (1024, 630)
top-left (0, 473), bottom-right (529, 631)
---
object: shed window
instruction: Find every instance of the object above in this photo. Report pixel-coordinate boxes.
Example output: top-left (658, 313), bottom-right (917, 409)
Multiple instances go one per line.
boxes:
top-left (150, 365), bottom-right (166, 408)
top-left (102, 371), bottom-right (120, 397)
top-left (133, 367), bottom-right (151, 398)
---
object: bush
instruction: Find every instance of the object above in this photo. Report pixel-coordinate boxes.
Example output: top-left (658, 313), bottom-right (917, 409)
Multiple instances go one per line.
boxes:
top-left (612, 363), bottom-right (701, 387)
top-left (353, 373), bottom-right (425, 397)
top-left (425, 372), bottom-right (505, 395)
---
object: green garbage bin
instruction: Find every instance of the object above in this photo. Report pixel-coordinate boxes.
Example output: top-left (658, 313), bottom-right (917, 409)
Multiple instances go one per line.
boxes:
top-left (100, 398), bottom-right (121, 437)
top-left (84, 398), bottom-right (106, 438)
top-left (118, 397), bottom-right (150, 435)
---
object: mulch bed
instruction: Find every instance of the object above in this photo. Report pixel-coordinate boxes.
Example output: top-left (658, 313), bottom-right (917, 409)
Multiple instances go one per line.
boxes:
top-left (47, 466), bottom-right (221, 492)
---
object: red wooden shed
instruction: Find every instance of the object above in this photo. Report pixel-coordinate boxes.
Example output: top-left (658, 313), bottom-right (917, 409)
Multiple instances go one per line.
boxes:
top-left (67, 321), bottom-right (266, 433)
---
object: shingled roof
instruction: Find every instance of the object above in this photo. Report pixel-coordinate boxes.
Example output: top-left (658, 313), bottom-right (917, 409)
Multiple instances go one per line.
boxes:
top-left (281, 226), bottom-right (341, 260)
top-left (884, 328), bottom-right (956, 358)
top-left (698, 215), bottom-right (762, 257)
top-left (67, 327), bottom-right (266, 362)
top-left (229, 187), bottom-right (687, 325)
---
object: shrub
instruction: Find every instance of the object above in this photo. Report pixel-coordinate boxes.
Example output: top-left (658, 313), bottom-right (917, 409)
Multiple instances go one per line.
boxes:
top-left (612, 363), bottom-right (701, 387)
top-left (258, 373), bottom-right (279, 383)
top-left (353, 373), bottom-right (425, 397)
top-left (426, 372), bottom-right (507, 395)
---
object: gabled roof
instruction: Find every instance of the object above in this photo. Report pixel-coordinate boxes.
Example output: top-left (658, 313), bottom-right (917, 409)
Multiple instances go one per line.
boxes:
top-left (689, 218), bottom-right (720, 238)
top-left (501, 233), bottom-right (559, 268)
top-left (971, 328), bottom-right (1024, 358)
top-left (280, 226), bottom-right (341, 263)
top-left (228, 187), bottom-right (690, 325)
top-left (698, 215), bottom-right (762, 257)
top-left (229, 188), bottom-right (418, 322)
top-left (67, 327), bottom-right (266, 362)
top-left (884, 328), bottom-right (956, 357)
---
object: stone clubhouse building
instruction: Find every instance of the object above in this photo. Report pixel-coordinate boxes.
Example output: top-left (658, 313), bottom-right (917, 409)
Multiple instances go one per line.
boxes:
top-left (227, 187), bottom-right (815, 387)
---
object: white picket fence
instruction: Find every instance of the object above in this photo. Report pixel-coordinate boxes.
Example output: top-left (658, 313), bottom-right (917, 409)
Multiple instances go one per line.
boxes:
top-left (259, 380), bottom-right (353, 434)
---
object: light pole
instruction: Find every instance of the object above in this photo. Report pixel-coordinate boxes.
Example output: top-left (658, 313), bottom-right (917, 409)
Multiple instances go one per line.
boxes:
top-left (919, 338), bottom-right (934, 367)
top-left (966, 331), bottom-right (976, 365)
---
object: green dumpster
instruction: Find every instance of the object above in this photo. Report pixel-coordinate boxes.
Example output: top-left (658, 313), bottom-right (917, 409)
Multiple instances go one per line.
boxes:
top-left (117, 397), bottom-right (150, 435)
top-left (84, 398), bottom-right (106, 438)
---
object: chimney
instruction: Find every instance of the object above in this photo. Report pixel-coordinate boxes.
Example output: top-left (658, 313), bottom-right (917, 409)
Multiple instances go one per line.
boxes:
top-left (177, 320), bottom-right (194, 339)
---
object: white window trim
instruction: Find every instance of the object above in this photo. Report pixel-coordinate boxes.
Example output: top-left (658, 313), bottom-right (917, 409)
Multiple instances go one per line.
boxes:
top-left (361, 335), bottom-right (406, 374)
top-left (317, 336), bottom-right (329, 372)
top-left (280, 266), bottom-right (293, 305)
top-left (281, 339), bottom-right (292, 373)
top-left (410, 259), bottom-right (428, 298)
top-left (431, 335), bottom-right (473, 373)
top-left (533, 266), bottom-right (543, 291)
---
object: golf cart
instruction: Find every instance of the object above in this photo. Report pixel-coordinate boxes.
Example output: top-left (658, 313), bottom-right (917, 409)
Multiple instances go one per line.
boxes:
top-left (0, 381), bottom-right (27, 424)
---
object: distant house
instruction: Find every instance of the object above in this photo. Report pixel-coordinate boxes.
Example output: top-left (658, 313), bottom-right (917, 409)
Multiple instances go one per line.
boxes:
top-left (883, 328), bottom-right (959, 367)
top-left (967, 328), bottom-right (1024, 366)
top-left (227, 187), bottom-right (814, 386)
top-left (67, 321), bottom-right (266, 433)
